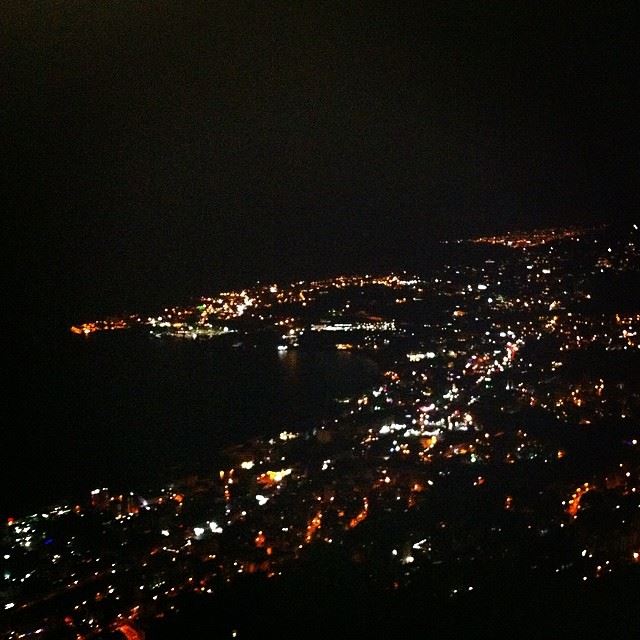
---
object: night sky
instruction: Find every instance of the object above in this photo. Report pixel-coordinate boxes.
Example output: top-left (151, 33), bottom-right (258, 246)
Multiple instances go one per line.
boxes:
top-left (5, 1), bottom-right (637, 324)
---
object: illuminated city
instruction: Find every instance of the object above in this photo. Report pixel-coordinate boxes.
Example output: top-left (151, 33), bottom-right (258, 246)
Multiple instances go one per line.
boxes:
top-left (4, 224), bottom-right (639, 638)
top-left (7, 2), bottom-right (639, 636)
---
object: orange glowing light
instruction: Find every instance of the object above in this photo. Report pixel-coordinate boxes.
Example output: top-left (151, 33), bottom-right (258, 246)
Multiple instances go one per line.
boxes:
top-left (116, 624), bottom-right (143, 640)
top-left (348, 498), bottom-right (369, 529)
top-left (305, 511), bottom-right (323, 543)
top-left (420, 435), bottom-right (438, 450)
top-left (566, 483), bottom-right (593, 518)
top-left (257, 468), bottom-right (292, 486)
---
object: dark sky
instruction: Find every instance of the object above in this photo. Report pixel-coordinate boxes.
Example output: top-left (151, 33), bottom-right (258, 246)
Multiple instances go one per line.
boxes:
top-left (5, 1), bottom-right (637, 322)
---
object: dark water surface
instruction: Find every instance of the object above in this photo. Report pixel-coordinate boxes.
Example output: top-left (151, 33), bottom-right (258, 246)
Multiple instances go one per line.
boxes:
top-left (6, 330), bottom-right (379, 518)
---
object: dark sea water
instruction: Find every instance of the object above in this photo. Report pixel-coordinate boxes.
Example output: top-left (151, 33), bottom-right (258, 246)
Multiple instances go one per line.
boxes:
top-left (5, 330), bottom-right (380, 518)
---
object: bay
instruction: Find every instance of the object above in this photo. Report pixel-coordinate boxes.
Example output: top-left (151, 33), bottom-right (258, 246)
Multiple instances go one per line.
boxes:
top-left (5, 330), bottom-right (380, 518)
